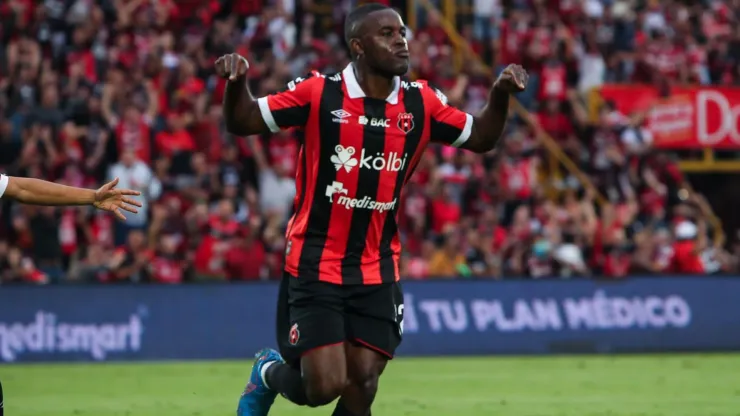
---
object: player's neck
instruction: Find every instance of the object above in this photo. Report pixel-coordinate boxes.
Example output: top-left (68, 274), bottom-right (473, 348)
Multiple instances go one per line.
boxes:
top-left (353, 62), bottom-right (395, 101)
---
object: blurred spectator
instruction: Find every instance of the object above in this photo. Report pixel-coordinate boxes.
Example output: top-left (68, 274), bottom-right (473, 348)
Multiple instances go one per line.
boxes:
top-left (149, 233), bottom-right (185, 284)
top-left (250, 135), bottom-right (295, 223)
top-left (428, 233), bottom-right (468, 278)
top-left (107, 150), bottom-right (161, 245)
top-left (225, 221), bottom-right (268, 281)
top-left (107, 229), bottom-right (151, 283)
top-left (74, 243), bottom-right (111, 282)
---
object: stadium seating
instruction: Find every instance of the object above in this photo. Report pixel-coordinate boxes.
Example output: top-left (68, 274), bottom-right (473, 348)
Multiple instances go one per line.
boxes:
top-left (0, 0), bottom-right (735, 283)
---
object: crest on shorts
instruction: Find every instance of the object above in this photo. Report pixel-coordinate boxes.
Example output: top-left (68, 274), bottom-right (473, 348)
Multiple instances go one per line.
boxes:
top-left (397, 113), bottom-right (414, 134)
top-left (289, 323), bottom-right (300, 345)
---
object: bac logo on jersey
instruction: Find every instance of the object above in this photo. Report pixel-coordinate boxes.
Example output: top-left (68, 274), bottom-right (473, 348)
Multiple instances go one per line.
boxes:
top-left (331, 109), bottom-right (352, 124)
top-left (397, 113), bottom-right (414, 134)
top-left (359, 115), bottom-right (390, 128)
top-left (289, 323), bottom-right (300, 345)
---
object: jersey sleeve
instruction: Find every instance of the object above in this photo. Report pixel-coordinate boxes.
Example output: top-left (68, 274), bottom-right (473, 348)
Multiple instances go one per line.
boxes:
top-left (0, 174), bottom-right (8, 199)
top-left (257, 72), bottom-right (321, 133)
top-left (427, 86), bottom-right (474, 148)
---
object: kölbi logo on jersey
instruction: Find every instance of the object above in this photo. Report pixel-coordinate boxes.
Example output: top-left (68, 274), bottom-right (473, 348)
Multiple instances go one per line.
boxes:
top-left (331, 145), bottom-right (407, 173)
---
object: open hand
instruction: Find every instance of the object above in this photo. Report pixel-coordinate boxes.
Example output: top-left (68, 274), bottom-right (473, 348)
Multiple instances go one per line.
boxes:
top-left (215, 53), bottom-right (250, 81)
top-left (494, 64), bottom-right (529, 94)
top-left (92, 178), bottom-right (142, 221)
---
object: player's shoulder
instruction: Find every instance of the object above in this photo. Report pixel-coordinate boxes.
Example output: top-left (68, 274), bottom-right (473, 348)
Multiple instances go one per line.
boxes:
top-left (410, 79), bottom-right (449, 106)
top-left (285, 69), bottom-right (349, 93)
top-left (285, 70), bottom-right (325, 91)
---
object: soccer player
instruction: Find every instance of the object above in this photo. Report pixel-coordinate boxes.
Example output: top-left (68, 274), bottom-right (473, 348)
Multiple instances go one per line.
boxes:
top-left (216, 3), bottom-right (528, 416)
top-left (0, 175), bottom-right (141, 220)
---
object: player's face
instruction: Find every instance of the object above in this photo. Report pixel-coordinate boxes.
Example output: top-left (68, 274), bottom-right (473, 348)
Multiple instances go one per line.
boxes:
top-left (362, 10), bottom-right (409, 76)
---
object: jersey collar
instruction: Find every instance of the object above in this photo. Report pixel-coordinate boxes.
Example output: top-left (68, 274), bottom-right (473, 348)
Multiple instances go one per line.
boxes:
top-left (342, 63), bottom-right (401, 105)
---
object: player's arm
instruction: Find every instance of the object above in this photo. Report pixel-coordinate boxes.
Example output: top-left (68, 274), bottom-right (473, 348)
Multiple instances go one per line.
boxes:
top-left (0, 175), bottom-right (141, 221)
top-left (428, 64), bottom-right (528, 154)
top-left (465, 65), bottom-right (528, 153)
top-left (216, 53), bottom-right (317, 136)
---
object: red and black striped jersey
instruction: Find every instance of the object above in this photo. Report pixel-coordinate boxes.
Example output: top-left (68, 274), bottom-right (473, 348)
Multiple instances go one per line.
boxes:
top-left (258, 63), bottom-right (473, 285)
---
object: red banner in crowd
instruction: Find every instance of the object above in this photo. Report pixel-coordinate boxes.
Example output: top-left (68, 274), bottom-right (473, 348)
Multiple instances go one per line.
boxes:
top-left (599, 85), bottom-right (740, 149)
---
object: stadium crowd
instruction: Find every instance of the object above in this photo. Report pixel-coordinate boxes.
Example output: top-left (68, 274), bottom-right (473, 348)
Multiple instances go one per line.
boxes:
top-left (0, 0), bottom-right (738, 284)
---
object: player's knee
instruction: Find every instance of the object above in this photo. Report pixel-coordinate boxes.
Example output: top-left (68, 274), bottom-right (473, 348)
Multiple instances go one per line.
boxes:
top-left (305, 371), bottom-right (346, 407)
top-left (355, 374), bottom-right (379, 401)
top-left (350, 365), bottom-right (381, 401)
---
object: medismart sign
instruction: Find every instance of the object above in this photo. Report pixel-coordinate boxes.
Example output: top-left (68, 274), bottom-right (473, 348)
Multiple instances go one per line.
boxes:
top-left (0, 284), bottom-right (279, 363)
top-left (0, 277), bottom-right (738, 362)
top-left (0, 310), bottom-right (145, 362)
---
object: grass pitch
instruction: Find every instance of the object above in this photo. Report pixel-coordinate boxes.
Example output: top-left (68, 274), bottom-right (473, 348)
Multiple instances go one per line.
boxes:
top-left (2, 354), bottom-right (740, 416)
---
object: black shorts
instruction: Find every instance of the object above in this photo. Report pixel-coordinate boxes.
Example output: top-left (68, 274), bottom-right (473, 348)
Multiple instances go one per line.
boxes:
top-left (276, 272), bottom-right (404, 368)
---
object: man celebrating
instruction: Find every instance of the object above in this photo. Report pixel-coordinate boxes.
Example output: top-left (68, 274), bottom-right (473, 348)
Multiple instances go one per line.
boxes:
top-left (215, 3), bottom-right (528, 415)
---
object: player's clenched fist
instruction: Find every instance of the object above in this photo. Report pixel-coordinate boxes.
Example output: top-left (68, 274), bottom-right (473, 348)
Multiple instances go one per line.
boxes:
top-left (493, 64), bottom-right (529, 93)
top-left (214, 53), bottom-right (249, 81)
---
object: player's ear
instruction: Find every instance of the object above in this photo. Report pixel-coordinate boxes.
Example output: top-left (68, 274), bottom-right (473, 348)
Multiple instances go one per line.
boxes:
top-left (349, 38), bottom-right (364, 58)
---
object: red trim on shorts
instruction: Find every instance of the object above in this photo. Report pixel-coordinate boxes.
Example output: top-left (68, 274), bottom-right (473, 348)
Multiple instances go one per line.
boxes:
top-left (300, 341), bottom-right (344, 358)
top-left (352, 338), bottom-right (394, 360)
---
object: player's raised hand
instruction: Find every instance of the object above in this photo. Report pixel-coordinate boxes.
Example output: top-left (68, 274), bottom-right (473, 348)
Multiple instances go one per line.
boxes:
top-left (92, 177), bottom-right (142, 221)
top-left (215, 53), bottom-right (250, 81)
top-left (494, 64), bottom-right (529, 94)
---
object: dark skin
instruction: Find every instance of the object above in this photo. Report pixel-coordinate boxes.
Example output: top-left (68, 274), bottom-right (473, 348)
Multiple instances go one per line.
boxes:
top-left (216, 9), bottom-right (528, 153)
top-left (346, 9), bottom-right (410, 98)
top-left (215, 8), bottom-right (528, 415)
top-left (347, 10), bottom-right (529, 154)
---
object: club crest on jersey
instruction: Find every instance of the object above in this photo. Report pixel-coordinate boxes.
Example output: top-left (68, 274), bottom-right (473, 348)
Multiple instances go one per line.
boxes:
top-left (289, 323), bottom-right (300, 345)
top-left (397, 113), bottom-right (414, 134)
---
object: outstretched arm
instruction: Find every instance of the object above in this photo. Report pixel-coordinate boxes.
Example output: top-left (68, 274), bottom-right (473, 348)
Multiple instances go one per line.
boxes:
top-left (2, 175), bottom-right (95, 205)
top-left (462, 64), bottom-right (529, 153)
top-left (0, 175), bottom-right (141, 221)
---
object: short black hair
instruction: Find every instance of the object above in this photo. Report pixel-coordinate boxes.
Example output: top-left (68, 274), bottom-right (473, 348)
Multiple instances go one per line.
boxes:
top-left (344, 3), bottom-right (391, 54)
